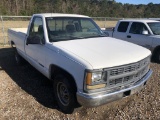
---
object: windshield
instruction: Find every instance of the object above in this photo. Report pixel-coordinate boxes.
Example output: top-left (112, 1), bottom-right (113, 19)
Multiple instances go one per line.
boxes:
top-left (147, 22), bottom-right (160, 35)
top-left (46, 17), bottom-right (106, 42)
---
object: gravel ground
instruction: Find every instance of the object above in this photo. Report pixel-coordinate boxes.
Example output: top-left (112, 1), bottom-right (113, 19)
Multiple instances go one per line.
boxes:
top-left (0, 47), bottom-right (160, 120)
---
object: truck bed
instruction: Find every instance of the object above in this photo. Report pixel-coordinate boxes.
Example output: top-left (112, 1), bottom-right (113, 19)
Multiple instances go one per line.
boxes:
top-left (8, 28), bottom-right (28, 58)
top-left (8, 28), bottom-right (27, 36)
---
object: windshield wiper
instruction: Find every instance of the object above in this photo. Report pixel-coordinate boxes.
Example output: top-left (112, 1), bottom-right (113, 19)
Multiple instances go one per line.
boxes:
top-left (67, 36), bottom-right (85, 40)
top-left (50, 35), bottom-right (107, 42)
top-left (98, 34), bottom-right (107, 37)
top-left (49, 36), bottom-right (85, 42)
top-left (68, 36), bottom-right (85, 40)
top-left (85, 34), bottom-right (107, 38)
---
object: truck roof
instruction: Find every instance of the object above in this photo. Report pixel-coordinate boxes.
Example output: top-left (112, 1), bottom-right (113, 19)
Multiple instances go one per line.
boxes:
top-left (119, 19), bottom-right (159, 23)
top-left (33, 13), bottom-right (90, 18)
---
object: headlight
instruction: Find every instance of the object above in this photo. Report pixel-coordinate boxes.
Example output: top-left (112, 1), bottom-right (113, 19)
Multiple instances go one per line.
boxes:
top-left (85, 71), bottom-right (107, 90)
top-left (92, 72), bottom-right (102, 82)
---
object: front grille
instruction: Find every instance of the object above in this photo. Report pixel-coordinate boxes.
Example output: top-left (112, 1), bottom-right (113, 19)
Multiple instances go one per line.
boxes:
top-left (104, 56), bottom-right (150, 88)
top-left (110, 68), bottom-right (123, 76)
top-left (110, 65), bottom-right (136, 76)
top-left (123, 75), bottom-right (133, 82)
top-left (109, 65), bottom-right (148, 86)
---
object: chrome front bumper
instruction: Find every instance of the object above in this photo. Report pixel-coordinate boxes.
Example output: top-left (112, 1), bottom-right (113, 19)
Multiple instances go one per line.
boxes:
top-left (77, 69), bottom-right (152, 107)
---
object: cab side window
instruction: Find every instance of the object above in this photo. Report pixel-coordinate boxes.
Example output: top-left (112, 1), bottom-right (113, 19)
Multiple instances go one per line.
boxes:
top-left (129, 22), bottom-right (149, 34)
top-left (29, 17), bottom-right (45, 44)
top-left (117, 22), bottom-right (129, 32)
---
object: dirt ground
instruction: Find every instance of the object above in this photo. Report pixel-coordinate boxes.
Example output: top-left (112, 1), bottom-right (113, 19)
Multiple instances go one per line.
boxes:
top-left (0, 46), bottom-right (160, 120)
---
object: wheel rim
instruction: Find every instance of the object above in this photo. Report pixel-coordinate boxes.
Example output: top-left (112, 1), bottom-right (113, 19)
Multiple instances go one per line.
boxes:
top-left (57, 82), bottom-right (70, 106)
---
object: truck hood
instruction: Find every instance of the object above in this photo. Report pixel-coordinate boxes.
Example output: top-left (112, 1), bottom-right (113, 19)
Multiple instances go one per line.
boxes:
top-left (53, 37), bottom-right (151, 69)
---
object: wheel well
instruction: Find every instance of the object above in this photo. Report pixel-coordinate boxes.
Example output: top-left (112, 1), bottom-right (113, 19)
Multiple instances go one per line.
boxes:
top-left (50, 65), bottom-right (77, 91)
top-left (11, 41), bottom-right (14, 44)
top-left (152, 46), bottom-right (160, 61)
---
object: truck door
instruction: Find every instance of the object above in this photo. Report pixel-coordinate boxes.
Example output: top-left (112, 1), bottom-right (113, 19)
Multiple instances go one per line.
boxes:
top-left (25, 16), bottom-right (48, 76)
top-left (113, 21), bottom-right (130, 40)
top-left (126, 22), bottom-right (152, 50)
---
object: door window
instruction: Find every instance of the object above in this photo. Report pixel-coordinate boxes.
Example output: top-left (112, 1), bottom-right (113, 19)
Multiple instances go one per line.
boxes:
top-left (129, 22), bottom-right (149, 34)
top-left (29, 17), bottom-right (45, 44)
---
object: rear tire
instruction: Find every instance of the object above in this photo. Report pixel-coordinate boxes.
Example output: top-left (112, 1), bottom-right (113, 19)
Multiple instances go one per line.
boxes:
top-left (54, 74), bottom-right (77, 114)
top-left (14, 49), bottom-right (25, 65)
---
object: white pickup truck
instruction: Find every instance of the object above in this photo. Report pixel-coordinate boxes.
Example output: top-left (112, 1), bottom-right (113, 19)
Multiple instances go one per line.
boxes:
top-left (8, 13), bottom-right (152, 114)
top-left (104, 19), bottom-right (160, 62)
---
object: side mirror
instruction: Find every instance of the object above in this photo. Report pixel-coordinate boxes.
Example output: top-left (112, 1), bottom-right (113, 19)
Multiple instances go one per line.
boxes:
top-left (26, 36), bottom-right (42, 45)
top-left (103, 31), bottom-right (109, 36)
top-left (142, 30), bottom-right (149, 35)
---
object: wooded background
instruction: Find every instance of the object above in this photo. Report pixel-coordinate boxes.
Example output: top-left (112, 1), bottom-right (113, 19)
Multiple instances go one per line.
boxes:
top-left (0, 0), bottom-right (160, 17)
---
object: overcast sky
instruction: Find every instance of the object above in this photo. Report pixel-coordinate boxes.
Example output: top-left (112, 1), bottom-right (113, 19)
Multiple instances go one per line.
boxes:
top-left (116, 0), bottom-right (160, 4)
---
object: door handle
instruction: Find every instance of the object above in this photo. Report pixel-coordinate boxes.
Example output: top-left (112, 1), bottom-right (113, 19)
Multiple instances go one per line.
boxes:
top-left (127, 35), bottom-right (131, 38)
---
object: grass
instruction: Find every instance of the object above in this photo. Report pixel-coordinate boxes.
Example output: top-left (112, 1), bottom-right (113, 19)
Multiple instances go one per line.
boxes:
top-left (94, 20), bottom-right (117, 28)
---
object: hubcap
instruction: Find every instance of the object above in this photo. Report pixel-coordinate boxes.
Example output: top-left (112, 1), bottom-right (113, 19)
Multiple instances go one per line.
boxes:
top-left (57, 82), bottom-right (70, 106)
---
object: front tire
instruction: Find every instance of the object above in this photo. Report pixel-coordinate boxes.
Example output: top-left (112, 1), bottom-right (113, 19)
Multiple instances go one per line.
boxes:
top-left (54, 74), bottom-right (77, 114)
